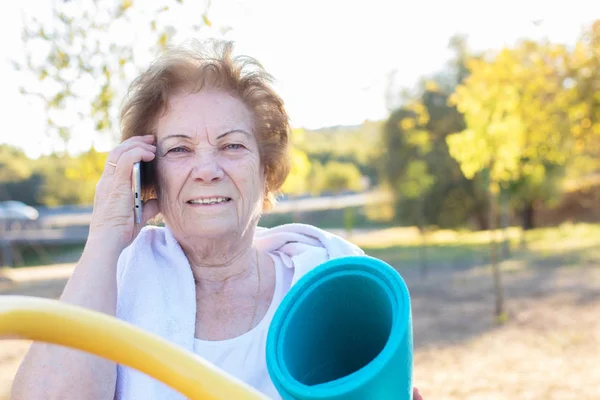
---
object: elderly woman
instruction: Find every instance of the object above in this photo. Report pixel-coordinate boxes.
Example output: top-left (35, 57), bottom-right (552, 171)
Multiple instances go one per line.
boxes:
top-left (11, 40), bottom-right (423, 400)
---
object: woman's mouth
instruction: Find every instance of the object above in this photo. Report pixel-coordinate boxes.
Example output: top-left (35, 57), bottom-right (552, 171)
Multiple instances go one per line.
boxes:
top-left (187, 197), bottom-right (232, 205)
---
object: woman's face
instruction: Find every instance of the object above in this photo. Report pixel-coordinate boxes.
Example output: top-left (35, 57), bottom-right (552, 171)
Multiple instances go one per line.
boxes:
top-left (154, 88), bottom-right (265, 240)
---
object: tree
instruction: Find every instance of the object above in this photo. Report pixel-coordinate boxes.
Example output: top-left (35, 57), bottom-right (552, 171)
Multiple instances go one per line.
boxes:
top-left (307, 161), bottom-right (363, 195)
top-left (379, 101), bottom-right (436, 276)
top-left (0, 145), bottom-right (32, 185)
top-left (15, 0), bottom-right (212, 149)
top-left (567, 21), bottom-right (600, 175)
top-left (446, 41), bottom-right (574, 319)
top-left (280, 129), bottom-right (312, 196)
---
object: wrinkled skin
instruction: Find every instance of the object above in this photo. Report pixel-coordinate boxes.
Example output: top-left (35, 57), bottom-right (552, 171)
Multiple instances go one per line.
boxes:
top-left (154, 88), bottom-right (265, 265)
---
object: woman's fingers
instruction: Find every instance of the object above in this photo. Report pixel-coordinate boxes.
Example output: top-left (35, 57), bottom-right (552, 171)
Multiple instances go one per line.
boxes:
top-left (413, 387), bottom-right (423, 400)
top-left (104, 135), bottom-right (155, 176)
top-left (112, 147), bottom-right (156, 180)
top-left (89, 135), bottom-right (158, 250)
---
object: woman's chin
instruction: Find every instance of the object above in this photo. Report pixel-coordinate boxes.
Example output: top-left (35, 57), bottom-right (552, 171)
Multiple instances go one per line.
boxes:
top-left (186, 220), bottom-right (239, 237)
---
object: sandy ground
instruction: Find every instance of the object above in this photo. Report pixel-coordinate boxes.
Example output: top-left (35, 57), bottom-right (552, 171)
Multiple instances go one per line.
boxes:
top-left (0, 261), bottom-right (599, 399)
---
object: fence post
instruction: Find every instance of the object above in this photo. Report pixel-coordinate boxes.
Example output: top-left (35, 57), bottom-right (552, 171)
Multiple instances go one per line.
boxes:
top-left (1, 241), bottom-right (12, 268)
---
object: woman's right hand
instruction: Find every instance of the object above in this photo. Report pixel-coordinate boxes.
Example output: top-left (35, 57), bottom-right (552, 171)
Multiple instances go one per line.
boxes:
top-left (88, 134), bottom-right (159, 251)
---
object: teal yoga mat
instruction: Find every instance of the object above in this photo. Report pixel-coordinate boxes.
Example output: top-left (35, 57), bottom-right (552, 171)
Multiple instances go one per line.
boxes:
top-left (266, 255), bottom-right (413, 400)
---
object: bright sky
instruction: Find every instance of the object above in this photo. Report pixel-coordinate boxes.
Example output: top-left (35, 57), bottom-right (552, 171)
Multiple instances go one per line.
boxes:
top-left (0, 0), bottom-right (599, 158)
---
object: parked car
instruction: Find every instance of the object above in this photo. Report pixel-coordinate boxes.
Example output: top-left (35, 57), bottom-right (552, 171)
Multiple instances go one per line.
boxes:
top-left (0, 201), bottom-right (39, 221)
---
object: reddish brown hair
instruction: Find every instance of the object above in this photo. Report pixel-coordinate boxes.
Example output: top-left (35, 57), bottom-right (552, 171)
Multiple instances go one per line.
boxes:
top-left (119, 39), bottom-right (291, 210)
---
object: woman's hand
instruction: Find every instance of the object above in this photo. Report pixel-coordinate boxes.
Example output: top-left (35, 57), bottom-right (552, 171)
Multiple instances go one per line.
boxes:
top-left (414, 386), bottom-right (424, 400)
top-left (88, 134), bottom-right (158, 250)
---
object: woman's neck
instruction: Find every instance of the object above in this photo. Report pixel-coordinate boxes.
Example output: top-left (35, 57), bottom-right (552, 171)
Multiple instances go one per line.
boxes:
top-left (189, 246), bottom-right (256, 291)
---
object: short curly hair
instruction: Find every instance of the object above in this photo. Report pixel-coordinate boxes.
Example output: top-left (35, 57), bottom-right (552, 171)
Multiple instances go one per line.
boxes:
top-left (119, 39), bottom-right (291, 210)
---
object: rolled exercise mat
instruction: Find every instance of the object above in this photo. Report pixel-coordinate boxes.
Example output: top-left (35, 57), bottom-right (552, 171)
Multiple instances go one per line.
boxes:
top-left (266, 255), bottom-right (414, 400)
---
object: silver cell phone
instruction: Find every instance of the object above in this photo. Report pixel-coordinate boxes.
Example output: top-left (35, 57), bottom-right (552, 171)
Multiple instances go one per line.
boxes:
top-left (132, 162), bottom-right (142, 224)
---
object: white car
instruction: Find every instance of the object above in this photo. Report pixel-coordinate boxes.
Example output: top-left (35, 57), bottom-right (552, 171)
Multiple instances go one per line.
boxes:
top-left (0, 201), bottom-right (39, 221)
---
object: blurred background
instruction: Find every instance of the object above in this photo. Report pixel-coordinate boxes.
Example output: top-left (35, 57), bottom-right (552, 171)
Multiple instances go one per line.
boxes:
top-left (1, 0), bottom-right (600, 398)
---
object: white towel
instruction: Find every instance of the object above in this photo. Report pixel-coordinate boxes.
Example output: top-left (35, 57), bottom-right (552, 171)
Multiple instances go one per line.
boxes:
top-left (115, 223), bottom-right (364, 400)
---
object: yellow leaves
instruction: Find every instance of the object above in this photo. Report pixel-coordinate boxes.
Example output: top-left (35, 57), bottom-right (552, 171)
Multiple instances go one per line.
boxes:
top-left (158, 33), bottom-right (169, 49)
top-left (406, 130), bottom-right (432, 155)
top-left (425, 80), bottom-right (440, 93)
top-left (120, 0), bottom-right (133, 12)
top-left (571, 124), bottom-right (582, 137)
top-left (400, 118), bottom-right (415, 130)
top-left (446, 129), bottom-right (490, 180)
top-left (65, 149), bottom-right (107, 182)
top-left (290, 128), bottom-right (307, 146)
top-left (447, 39), bottom-right (584, 187)
top-left (202, 14), bottom-right (212, 27)
top-left (448, 92), bottom-right (458, 107)
top-left (581, 118), bottom-right (592, 129)
top-left (280, 147), bottom-right (311, 195)
top-left (407, 101), bottom-right (429, 125)
top-left (51, 49), bottom-right (70, 69)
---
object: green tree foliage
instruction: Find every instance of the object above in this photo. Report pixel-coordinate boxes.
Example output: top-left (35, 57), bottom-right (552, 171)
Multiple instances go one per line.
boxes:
top-left (379, 36), bottom-right (490, 230)
top-left (567, 21), bottom-right (600, 175)
top-left (0, 145), bottom-right (32, 185)
top-left (444, 39), bottom-right (586, 318)
top-left (0, 146), bottom-right (107, 206)
top-left (379, 103), bottom-right (433, 222)
top-left (299, 122), bottom-right (382, 187)
top-left (308, 161), bottom-right (363, 195)
top-left (15, 0), bottom-right (211, 145)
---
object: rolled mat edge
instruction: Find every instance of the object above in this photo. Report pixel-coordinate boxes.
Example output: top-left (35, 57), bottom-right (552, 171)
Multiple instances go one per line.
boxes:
top-left (266, 255), bottom-right (414, 400)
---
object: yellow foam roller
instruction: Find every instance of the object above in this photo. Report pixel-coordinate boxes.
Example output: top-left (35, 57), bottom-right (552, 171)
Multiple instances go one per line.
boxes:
top-left (0, 295), bottom-right (268, 400)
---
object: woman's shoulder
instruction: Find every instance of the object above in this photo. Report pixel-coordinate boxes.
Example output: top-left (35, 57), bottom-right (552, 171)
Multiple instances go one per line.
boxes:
top-left (256, 223), bottom-right (364, 287)
top-left (255, 223), bottom-right (364, 257)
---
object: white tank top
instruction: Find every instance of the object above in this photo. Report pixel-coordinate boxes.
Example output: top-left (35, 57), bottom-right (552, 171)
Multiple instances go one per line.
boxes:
top-left (192, 253), bottom-right (293, 399)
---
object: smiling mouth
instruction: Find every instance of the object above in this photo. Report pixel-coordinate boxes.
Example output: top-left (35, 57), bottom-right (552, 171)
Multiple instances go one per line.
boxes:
top-left (187, 197), bottom-right (232, 205)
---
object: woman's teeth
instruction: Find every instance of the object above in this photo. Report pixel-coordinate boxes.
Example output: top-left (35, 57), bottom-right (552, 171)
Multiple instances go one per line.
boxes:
top-left (188, 197), bottom-right (230, 205)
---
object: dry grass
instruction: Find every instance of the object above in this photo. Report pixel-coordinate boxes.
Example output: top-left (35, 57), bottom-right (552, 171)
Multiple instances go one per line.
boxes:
top-left (1, 223), bottom-right (599, 399)
top-left (410, 266), bottom-right (600, 400)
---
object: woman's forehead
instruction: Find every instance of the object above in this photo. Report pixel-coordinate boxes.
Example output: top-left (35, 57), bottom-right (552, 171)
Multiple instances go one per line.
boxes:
top-left (156, 90), bottom-right (254, 138)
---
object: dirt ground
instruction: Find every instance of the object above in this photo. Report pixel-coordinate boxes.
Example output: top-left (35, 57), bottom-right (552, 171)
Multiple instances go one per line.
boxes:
top-left (1, 261), bottom-right (599, 400)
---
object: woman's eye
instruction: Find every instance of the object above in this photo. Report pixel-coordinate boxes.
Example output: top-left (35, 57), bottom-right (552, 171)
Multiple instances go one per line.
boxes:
top-left (224, 143), bottom-right (245, 150)
top-left (167, 147), bottom-right (188, 154)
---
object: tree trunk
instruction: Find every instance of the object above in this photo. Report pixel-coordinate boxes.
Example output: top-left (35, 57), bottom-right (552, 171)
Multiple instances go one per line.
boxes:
top-left (500, 191), bottom-right (510, 259)
top-left (521, 201), bottom-right (535, 231)
top-left (489, 184), bottom-right (505, 319)
top-left (418, 195), bottom-right (428, 278)
top-left (418, 226), bottom-right (428, 278)
top-left (474, 204), bottom-right (489, 231)
top-left (520, 201), bottom-right (535, 250)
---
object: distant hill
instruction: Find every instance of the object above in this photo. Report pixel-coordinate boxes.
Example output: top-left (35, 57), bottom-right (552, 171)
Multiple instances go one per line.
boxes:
top-left (305, 124), bottom-right (365, 134)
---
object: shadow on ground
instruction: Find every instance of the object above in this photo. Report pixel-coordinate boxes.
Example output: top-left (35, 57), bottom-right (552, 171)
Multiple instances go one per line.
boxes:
top-left (387, 243), bottom-right (600, 350)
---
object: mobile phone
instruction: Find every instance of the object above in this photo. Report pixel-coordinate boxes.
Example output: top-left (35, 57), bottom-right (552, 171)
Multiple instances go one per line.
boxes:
top-left (132, 162), bottom-right (142, 224)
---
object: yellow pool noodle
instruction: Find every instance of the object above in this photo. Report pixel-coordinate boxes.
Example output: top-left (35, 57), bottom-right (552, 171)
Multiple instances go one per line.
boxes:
top-left (0, 295), bottom-right (268, 400)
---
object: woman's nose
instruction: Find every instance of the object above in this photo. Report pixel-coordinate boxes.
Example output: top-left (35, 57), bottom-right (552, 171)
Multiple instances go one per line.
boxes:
top-left (191, 155), bottom-right (224, 182)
